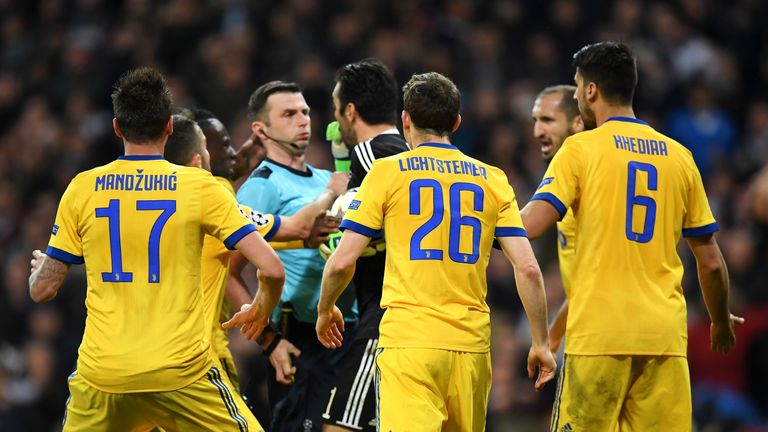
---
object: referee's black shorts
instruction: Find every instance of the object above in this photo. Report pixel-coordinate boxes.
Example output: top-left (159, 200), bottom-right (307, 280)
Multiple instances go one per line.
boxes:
top-left (322, 337), bottom-right (379, 431)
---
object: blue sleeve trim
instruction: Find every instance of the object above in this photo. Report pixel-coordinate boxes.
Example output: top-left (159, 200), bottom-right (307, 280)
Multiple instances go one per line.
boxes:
top-left (339, 219), bottom-right (383, 239)
top-left (263, 215), bottom-right (281, 242)
top-left (531, 192), bottom-right (567, 220)
top-left (495, 227), bottom-right (528, 238)
top-left (45, 246), bottom-right (84, 265)
top-left (682, 222), bottom-right (719, 238)
top-left (224, 224), bottom-right (258, 250)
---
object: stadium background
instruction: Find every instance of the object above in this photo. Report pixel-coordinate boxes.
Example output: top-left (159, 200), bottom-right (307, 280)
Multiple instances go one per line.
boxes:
top-left (1, 0), bottom-right (767, 430)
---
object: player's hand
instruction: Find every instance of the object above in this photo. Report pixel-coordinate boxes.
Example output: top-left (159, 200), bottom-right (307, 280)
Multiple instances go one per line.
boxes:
top-left (527, 345), bottom-right (557, 392)
top-left (306, 214), bottom-right (341, 249)
top-left (222, 303), bottom-right (269, 340)
top-left (710, 313), bottom-right (744, 354)
top-left (327, 171), bottom-right (350, 197)
top-left (232, 132), bottom-right (266, 180)
top-left (30, 250), bottom-right (46, 274)
top-left (269, 339), bottom-right (301, 385)
top-left (316, 306), bottom-right (345, 349)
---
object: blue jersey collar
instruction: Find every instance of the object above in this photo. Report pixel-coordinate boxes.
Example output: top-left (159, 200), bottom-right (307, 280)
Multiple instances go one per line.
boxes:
top-left (119, 155), bottom-right (165, 161)
top-left (417, 142), bottom-right (459, 150)
top-left (605, 116), bottom-right (649, 126)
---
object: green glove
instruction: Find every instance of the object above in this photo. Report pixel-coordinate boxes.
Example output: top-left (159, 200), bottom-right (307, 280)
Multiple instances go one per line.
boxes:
top-left (326, 121), bottom-right (351, 172)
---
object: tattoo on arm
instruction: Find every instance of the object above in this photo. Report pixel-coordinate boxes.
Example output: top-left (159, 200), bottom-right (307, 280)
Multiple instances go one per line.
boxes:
top-left (30, 256), bottom-right (70, 302)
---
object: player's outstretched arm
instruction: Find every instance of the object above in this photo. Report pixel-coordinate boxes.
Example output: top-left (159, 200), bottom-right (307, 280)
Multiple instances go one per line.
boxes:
top-left (549, 299), bottom-right (569, 355)
top-left (29, 250), bottom-right (70, 303)
top-left (223, 232), bottom-right (285, 340)
top-left (316, 230), bottom-right (371, 349)
top-left (520, 200), bottom-right (561, 240)
top-left (497, 236), bottom-right (557, 391)
top-left (686, 234), bottom-right (744, 354)
top-left (271, 172), bottom-right (349, 245)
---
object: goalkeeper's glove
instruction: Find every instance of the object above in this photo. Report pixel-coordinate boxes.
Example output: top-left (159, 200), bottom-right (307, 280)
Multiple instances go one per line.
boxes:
top-left (318, 232), bottom-right (386, 261)
top-left (326, 121), bottom-right (351, 172)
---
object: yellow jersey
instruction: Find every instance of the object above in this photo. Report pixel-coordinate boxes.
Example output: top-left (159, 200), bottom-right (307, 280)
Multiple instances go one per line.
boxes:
top-left (556, 210), bottom-right (576, 297)
top-left (46, 155), bottom-right (257, 393)
top-left (341, 143), bottom-right (528, 352)
top-left (532, 117), bottom-right (718, 356)
top-left (204, 177), bottom-right (280, 363)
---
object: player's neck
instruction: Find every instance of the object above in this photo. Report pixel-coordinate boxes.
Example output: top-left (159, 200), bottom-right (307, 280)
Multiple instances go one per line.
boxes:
top-left (595, 104), bottom-right (635, 127)
top-left (355, 123), bottom-right (398, 143)
top-left (123, 141), bottom-right (165, 157)
top-left (410, 134), bottom-right (451, 148)
top-left (265, 145), bottom-right (307, 172)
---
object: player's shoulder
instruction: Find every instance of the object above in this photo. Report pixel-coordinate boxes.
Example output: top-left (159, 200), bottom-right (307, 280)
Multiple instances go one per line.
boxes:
top-left (367, 132), bottom-right (409, 154)
top-left (249, 165), bottom-right (274, 180)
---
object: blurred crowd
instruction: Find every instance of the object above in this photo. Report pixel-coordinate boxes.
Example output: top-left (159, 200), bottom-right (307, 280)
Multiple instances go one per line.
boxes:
top-left (1, 0), bottom-right (768, 431)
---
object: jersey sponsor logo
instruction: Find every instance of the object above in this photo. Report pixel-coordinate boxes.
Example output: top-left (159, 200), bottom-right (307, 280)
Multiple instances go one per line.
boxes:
top-left (348, 199), bottom-right (361, 210)
top-left (52, 224), bottom-right (59, 235)
top-left (560, 424), bottom-right (573, 431)
top-left (538, 177), bottom-right (554, 190)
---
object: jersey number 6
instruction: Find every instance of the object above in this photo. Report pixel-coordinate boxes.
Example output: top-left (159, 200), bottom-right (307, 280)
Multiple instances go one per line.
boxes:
top-left (409, 180), bottom-right (483, 264)
top-left (625, 161), bottom-right (657, 243)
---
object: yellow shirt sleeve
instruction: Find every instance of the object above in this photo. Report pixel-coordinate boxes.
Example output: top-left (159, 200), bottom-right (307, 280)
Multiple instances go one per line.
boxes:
top-left (200, 174), bottom-right (257, 249)
top-left (531, 138), bottom-right (583, 219)
top-left (46, 178), bottom-right (84, 264)
top-left (340, 160), bottom-right (387, 237)
top-left (492, 169), bottom-right (527, 237)
top-left (682, 158), bottom-right (718, 236)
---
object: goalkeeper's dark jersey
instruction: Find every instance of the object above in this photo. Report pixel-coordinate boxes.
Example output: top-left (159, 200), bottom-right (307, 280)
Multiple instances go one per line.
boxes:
top-left (348, 129), bottom-right (409, 339)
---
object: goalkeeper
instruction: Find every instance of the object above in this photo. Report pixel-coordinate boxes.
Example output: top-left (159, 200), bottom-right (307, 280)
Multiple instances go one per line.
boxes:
top-left (318, 59), bottom-right (410, 432)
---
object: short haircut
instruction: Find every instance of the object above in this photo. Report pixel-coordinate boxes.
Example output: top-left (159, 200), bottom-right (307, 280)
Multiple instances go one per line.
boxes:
top-left (572, 42), bottom-right (637, 105)
top-left (335, 58), bottom-right (398, 125)
top-left (111, 68), bottom-right (173, 143)
top-left (537, 85), bottom-right (580, 121)
top-left (402, 72), bottom-right (460, 136)
top-left (165, 114), bottom-right (201, 166)
top-left (247, 81), bottom-right (302, 123)
top-left (191, 108), bottom-right (218, 123)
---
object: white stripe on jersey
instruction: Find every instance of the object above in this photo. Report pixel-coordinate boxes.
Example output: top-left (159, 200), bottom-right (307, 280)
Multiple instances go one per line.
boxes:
top-left (354, 141), bottom-right (374, 172)
top-left (339, 338), bottom-right (377, 429)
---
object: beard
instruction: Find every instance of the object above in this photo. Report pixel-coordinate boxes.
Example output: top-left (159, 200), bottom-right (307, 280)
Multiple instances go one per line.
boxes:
top-left (579, 103), bottom-right (597, 129)
top-left (339, 120), bottom-right (358, 148)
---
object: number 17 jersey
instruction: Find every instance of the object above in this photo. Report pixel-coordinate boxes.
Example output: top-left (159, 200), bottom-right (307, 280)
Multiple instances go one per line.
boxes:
top-left (341, 143), bottom-right (528, 353)
top-left (532, 117), bottom-right (718, 356)
top-left (46, 156), bottom-right (256, 393)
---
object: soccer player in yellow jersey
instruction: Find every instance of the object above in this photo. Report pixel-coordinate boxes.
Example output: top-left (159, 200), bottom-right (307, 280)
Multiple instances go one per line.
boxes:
top-left (28, 68), bottom-right (284, 432)
top-left (315, 72), bottom-right (557, 431)
top-left (521, 42), bottom-right (742, 432)
top-left (530, 85), bottom-right (585, 353)
top-left (166, 110), bottom-right (348, 392)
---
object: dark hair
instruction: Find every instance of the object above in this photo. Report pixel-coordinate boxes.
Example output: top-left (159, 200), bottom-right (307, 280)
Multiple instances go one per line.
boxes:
top-left (572, 42), bottom-right (637, 105)
top-left (165, 115), bottom-right (201, 166)
top-left (111, 68), bottom-right (173, 143)
top-left (537, 85), bottom-right (580, 120)
top-left (402, 72), bottom-right (460, 136)
top-left (247, 81), bottom-right (302, 123)
top-left (191, 108), bottom-right (217, 122)
top-left (335, 59), bottom-right (398, 125)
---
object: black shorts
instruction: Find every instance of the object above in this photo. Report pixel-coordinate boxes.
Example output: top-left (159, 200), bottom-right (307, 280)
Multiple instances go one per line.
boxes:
top-left (322, 337), bottom-right (379, 431)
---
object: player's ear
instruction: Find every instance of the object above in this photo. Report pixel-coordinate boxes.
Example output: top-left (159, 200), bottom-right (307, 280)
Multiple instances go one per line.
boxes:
top-left (112, 118), bottom-right (124, 139)
top-left (573, 115), bottom-right (585, 132)
top-left (587, 82), bottom-right (598, 103)
top-left (452, 114), bottom-right (462, 133)
top-left (190, 152), bottom-right (202, 168)
top-left (165, 116), bottom-right (173, 136)
top-left (251, 121), bottom-right (266, 138)
top-left (401, 110), bottom-right (410, 131)
top-left (345, 103), bottom-right (356, 123)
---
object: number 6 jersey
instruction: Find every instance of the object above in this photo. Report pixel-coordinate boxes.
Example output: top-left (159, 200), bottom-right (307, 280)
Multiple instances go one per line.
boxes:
top-left (340, 142), bottom-right (528, 353)
top-left (46, 155), bottom-right (256, 393)
top-left (531, 117), bottom-right (718, 356)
